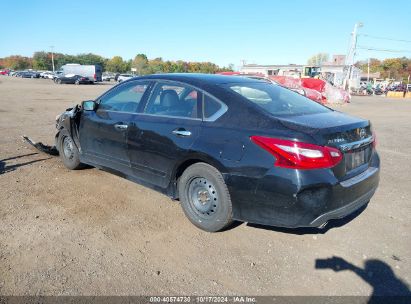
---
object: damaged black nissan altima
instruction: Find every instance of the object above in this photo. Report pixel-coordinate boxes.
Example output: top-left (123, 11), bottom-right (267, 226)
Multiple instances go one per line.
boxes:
top-left (54, 73), bottom-right (379, 232)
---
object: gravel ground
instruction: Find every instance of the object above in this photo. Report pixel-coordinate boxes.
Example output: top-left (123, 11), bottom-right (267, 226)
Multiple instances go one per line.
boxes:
top-left (0, 76), bottom-right (410, 296)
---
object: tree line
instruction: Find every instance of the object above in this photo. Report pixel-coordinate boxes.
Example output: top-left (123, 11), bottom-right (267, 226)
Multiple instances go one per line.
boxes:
top-left (0, 52), bottom-right (234, 74)
top-left (355, 57), bottom-right (411, 81)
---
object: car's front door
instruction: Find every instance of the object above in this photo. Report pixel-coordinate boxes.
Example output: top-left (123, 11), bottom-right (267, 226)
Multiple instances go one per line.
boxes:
top-left (79, 80), bottom-right (152, 174)
top-left (127, 81), bottom-right (202, 188)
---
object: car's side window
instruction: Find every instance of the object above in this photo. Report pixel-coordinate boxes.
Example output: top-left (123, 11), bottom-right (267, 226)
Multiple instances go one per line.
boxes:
top-left (203, 94), bottom-right (227, 121)
top-left (144, 82), bottom-right (200, 119)
top-left (98, 81), bottom-right (150, 113)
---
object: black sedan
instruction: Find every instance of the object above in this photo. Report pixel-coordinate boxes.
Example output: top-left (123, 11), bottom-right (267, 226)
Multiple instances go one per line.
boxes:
top-left (54, 74), bottom-right (93, 85)
top-left (18, 71), bottom-right (40, 78)
top-left (54, 74), bottom-right (380, 232)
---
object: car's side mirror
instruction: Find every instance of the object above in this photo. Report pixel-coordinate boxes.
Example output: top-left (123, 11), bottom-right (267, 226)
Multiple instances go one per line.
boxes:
top-left (82, 100), bottom-right (97, 111)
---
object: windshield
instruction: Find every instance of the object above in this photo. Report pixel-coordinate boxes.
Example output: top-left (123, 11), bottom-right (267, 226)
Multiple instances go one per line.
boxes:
top-left (223, 82), bottom-right (331, 116)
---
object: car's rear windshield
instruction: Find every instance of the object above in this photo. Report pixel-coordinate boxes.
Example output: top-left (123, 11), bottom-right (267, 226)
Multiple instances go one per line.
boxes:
top-left (222, 82), bottom-right (331, 116)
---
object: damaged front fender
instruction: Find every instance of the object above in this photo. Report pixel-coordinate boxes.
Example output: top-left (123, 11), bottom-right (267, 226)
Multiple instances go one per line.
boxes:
top-left (55, 104), bottom-right (82, 152)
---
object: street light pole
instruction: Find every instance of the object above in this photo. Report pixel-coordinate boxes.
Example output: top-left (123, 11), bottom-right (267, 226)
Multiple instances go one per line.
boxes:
top-left (367, 57), bottom-right (370, 82)
top-left (50, 46), bottom-right (55, 72)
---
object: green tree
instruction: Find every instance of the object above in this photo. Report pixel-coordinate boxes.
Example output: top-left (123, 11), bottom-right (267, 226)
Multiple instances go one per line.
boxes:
top-left (106, 56), bottom-right (128, 73)
top-left (147, 57), bottom-right (165, 74)
top-left (307, 53), bottom-right (329, 66)
top-left (32, 51), bottom-right (52, 70)
top-left (382, 58), bottom-right (404, 79)
top-left (132, 53), bottom-right (149, 75)
top-left (74, 53), bottom-right (107, 70)
top-left (356, 57), bottom-right (411, 81)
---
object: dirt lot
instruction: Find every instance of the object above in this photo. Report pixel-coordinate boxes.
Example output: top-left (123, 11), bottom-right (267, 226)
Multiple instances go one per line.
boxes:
top-left (0, 76), bottom-right (410, 296)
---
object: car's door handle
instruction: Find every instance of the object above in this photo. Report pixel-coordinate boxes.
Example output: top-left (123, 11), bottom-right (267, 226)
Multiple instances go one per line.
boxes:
top-left (114, 123), bottom-right (128, 131)
top-left (172, 129), bottom-right (191, 137)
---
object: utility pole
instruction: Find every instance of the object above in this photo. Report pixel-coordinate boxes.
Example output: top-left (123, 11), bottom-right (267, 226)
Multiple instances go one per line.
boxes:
top-left (240, 60), bottom-right (247, 74)
top-left (367, 57), bottom-right (370, 82)
top-left (344, 22), bottom-right (363, 91)
top-left (50, 46), bottom-right (55, 72)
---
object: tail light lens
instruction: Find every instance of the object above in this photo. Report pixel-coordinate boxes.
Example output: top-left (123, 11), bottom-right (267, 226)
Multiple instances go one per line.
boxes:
top-left (251, 136), bottom-right (343, 169)
top-left (372, 131), bottom-right (377, 148)
top-left (94, 73), bottom-right (96, 80)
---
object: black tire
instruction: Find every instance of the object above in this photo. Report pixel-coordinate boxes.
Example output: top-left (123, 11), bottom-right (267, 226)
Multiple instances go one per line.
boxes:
top-left (58, 130), bottom-right (82, 170)
top-left (178, 162), bottom-right (233, 232)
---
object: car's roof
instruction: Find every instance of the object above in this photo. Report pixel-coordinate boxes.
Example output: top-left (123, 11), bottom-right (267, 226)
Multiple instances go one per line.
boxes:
top-left (135, 73), bottom-right (261, 86)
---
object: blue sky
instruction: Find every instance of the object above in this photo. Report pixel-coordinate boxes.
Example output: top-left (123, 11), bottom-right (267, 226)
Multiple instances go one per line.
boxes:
top-left (1, 0), bottom-right (410, 67)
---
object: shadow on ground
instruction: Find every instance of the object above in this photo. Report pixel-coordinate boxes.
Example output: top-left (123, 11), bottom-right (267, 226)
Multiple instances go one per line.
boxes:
top-left (316, 256), bottom-right (411, 303)
top-left (0, 153), bottom-right (50, 174)
top-left (246, 203), bottom-right (368, 235)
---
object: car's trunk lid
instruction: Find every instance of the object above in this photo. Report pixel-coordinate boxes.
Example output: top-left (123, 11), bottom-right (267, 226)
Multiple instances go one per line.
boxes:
top-left (278, 111), bottom-right (374, 179)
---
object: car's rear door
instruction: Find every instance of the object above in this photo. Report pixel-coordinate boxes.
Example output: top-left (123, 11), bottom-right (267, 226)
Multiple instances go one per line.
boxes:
top-left (127, 81), bottom-right (202, 188)
top-left (79, 80), bottom-right (152, 174)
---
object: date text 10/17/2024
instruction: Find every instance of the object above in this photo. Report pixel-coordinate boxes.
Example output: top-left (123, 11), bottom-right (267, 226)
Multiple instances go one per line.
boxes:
top-left (149, 296), bottom-right (257, 303)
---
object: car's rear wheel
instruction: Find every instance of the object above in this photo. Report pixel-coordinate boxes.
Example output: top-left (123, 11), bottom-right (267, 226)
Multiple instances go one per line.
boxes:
top-left (178, 163), bottom-right (233, 232)
top-left (59, 130), bottom-right (82, 170)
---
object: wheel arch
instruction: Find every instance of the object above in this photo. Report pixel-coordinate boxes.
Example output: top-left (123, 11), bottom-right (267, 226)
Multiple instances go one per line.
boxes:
top-left (168, 153), bottom-right (227, 199)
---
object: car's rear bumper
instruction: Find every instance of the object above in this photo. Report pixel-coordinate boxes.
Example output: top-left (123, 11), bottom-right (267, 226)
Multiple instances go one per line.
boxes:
top-left (309, 182), bottom-right (376, 227)
top-left (225, 152), bottom-right (380, 228)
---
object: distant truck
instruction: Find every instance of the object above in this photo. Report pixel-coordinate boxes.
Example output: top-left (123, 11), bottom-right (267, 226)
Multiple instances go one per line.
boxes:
top-left (59, 64), bottom-right (102, 82)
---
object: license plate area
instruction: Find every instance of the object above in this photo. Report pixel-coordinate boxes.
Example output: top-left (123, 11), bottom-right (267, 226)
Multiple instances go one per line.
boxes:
top-left (344, 145), bottom-right (372, 172)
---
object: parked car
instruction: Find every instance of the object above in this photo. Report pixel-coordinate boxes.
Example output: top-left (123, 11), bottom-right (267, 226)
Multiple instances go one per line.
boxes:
top-left (102, 72), bottom-right (115, 82)
top-left (55, 73), bottom-right (379, 232)
top-left (54, 74), bottom-right (93, 85)
top-left (0, 69), bottom-right (10, 75)
top-left (59, 64), bottom-right (102, 82)
top-left (117, 74), bottom-right (134, 82)
top-left (40, 71), bottom-right (55, 79)
top-left (52, 71), bottom-right (64, 79)
top-left (17, 71), bottom-right (40, 78)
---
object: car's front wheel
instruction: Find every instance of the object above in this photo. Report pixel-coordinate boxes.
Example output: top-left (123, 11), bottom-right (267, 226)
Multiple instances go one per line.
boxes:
top-left (178, 163), bottom-right (233, 232)
top-left (58, 130), bottom-right (82, 170)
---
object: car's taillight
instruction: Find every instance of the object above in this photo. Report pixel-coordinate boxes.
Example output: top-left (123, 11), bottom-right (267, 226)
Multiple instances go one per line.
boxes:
top-left (94, 73), bottom-right (96, 80)
top-left (372, 131), bottom-right (377, 148)
top-left (250, 136), bottom-right (343, 169)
